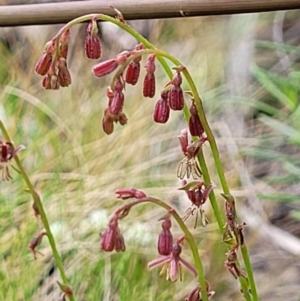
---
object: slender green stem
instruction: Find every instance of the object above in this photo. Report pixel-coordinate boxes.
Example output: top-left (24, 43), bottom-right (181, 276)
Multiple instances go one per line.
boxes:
top-left (0, 120), bottom-right (75, 301)
top-left (118, 196), bottom-right (209, 301)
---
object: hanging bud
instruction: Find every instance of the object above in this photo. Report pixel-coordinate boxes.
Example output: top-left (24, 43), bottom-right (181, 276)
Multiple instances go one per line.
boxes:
top-left (92, 59), bottom-right (118, 77)
top-left (157, 218), bottom-right (173, 256)
top-left (59, 29), bottom-right (70, 59)
top-left (35, 40), bottom-right (55, 76)
top-left (118, 112), bottom-right (128, 126)
top-left (92, 52), bottom-right (128, 78)
top-left (102, 109), bottom-right (114, 135)
top-left (110, 78), bottom-right (124, 115)
top-left (85, 17), bottom-right (102, 59)
top-left (126, 61), bottom-right (140, 85)
top-left (189, 102), bottom-right (204, 137)
top-left (125, 44), bottom-right (143, 85)
top-left (35, 52), bottom-right (52, 76)
top-left (153, 91), bottom-right (170, 123)
top-left (100, 216), bottom-right (126, 252)
top-left (143, 54), bottom-right (156, 98)
top-left (168, 71), bottom-right (185, 110)
top-left (169, 86), bottom-right (184, 110)
top-left (57, 57), bottom-right (71, 87)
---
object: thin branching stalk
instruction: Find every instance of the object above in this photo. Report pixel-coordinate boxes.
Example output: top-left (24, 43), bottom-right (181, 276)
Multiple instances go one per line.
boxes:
top-left (0, 120), bottom-right (75, 301)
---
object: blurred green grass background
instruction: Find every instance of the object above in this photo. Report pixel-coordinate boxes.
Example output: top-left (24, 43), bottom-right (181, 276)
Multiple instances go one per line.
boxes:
top-left (1, 8), bottom-right (300, 301)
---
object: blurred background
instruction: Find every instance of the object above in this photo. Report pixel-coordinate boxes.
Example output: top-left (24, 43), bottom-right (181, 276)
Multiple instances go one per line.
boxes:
top-left (1, 1), bottom-right (300, 300)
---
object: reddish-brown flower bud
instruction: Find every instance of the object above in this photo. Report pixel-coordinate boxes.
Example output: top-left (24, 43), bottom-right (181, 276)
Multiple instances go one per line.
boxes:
top-left (57, 57), bottom-right (71, 87)
top-left (35, 41), bottom-right (55, 75)
top-left (189, 102), bottom-right (204, 137)
top-left (115, 188), bottom-right (147, 199)
top-left (153, 91), bottom-right (170, 123)
top-left (102, 109), bottom-right (114, 135)
top-left (172, 71), bottom-right (182, 87)
top-left (92, 59), bottom-right (118, 77)
top-left (143, 54), bottom-right (156, 98)
top-left (125, 61), bottom-right (140, 85)
top-left (143, 73), bottom-right (155, 98)
top-left (59, 29), bottom-right (70, 59)
top-left (100, 216), bottom-right (126, 252)
top-left (157, 218), bottom-right (173, 256)
top-left (50, 74), bottom-right (60, 90)
top-left (115, 231), bottom-right (126, 252)
top-left (85, 35), bottom-right (102, 60)
top-left (118, 112), bottom-right (128, 126)
top-left (169, 86), bottom-right (184, 110)
top-left (42, 74), bottom-right (51, 89)
top-left (110, 78), bottom-right (124, 115)
top-left (35, 52), bottom-right (52, 76)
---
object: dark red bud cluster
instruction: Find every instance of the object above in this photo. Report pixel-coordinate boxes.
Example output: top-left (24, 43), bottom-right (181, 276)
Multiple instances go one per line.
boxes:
top-left (143, 54), bottom-right (156, 98)
top-left (100, 215), bottom-right (126, 252)
top-left (35, 34), bottom-right (72, 90)
top-left (84, 17), bottom-right (102, 60)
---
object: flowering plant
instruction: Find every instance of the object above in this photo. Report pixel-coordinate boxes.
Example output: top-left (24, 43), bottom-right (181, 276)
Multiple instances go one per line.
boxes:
top-left (0, 7), bottom-right (258, 301)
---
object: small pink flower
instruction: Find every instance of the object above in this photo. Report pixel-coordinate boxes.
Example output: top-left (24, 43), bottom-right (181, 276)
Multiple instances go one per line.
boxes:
top-left (153, 91), bottom-right (170, 124)
top-left (148, 242), bottom-right (197, 282)
top-left (0, 141), bottom-right (25, 181)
